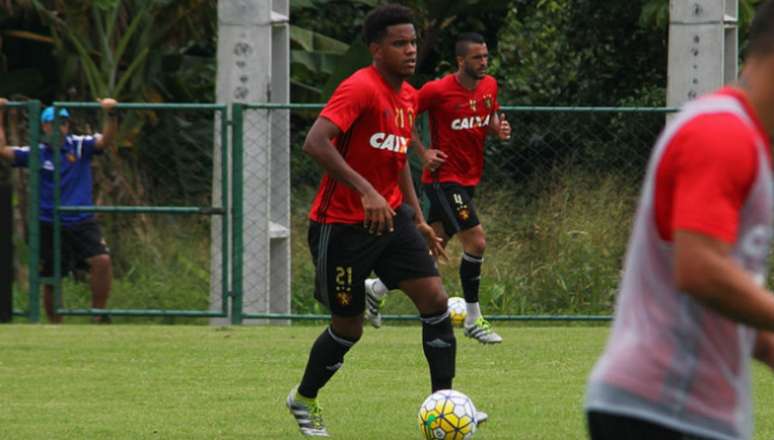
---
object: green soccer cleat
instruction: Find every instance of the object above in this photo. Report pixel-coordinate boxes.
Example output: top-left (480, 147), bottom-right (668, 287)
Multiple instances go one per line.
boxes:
top-left (464, 317), bottom-right (503, 344)
top-left (286, 386), bottom-right (330, 437)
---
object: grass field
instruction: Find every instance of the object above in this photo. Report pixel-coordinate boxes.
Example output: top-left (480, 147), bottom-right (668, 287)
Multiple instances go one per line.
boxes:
top-left (2, 325), bottom-right (774, 439)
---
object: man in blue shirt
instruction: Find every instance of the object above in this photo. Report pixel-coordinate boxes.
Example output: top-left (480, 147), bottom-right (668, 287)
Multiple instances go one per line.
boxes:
top-left (0, 98), bottom-right (119, 323)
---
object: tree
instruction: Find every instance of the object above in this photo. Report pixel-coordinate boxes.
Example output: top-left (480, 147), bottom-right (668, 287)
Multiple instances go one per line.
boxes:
top-left (640, 0), bottom-right (765, 32)
top-left (289, 0), bottom-right (510, 101)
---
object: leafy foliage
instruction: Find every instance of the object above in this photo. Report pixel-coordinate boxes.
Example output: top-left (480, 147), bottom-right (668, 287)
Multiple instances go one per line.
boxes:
top-left (491, 0), bottom-right (667, 106)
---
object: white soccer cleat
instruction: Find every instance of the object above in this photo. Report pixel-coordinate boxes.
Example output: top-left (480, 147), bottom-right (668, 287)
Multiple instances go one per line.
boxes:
top-left (364, 278), bottom-right (385, 328)
top-left (464, 317), bottom-right (503, 344)
top-left (476, 410), bottom-right (489, 426)
top-left (286, 386), bottom-right (330, 437)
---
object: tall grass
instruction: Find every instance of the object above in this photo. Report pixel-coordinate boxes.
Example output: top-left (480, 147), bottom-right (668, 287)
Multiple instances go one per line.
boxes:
top-left (290, 170), bottom-right (638, 316)
top-left (12, 170), bottom-right (637, 320)
top-left (13, 216), bottom-right (214, 324)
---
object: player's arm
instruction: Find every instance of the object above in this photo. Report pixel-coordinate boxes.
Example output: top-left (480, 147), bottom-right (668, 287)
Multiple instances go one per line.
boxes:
top-left (753, 331), bottom-right (774, 370)
top-left (674, 231), bottom-right (774, 332)
top-left (95, 98), bottom-right (119, 151)
top-left (409, 126), bottom-right (446, 172)
top-left (414, 82), bottom-right (447, 172)
top-left (303, 116), bottom-right (395, 233)
top-left (0, 98), bottom-right (14, 163)
top-left (397, 163), bottom-right (446, 260)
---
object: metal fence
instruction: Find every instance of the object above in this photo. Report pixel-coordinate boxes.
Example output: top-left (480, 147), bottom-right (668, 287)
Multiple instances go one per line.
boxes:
top-left (6, 101), bottom-right (677, 323)
top-left (240, 104), bottom-right (677, 323)
top-left (8, 101), bottom-right (232, 322)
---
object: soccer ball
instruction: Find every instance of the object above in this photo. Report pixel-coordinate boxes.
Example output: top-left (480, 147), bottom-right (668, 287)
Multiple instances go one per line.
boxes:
top-left (447, 297), bottom-right (467, 327)
top-left (417, 389), bottom-right (478, 440)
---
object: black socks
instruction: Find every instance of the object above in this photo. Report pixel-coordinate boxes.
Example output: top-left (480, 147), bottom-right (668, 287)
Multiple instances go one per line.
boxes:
top-left (298, 326), bottom-right (359, 398)
top-left (421, 310), bottom-right (457, 391)
top-left (460, 252), bottom-right (483, 303)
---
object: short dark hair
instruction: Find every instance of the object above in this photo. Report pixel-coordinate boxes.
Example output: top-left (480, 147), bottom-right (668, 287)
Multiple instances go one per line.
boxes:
top-left (363, 4), bottom-right (414, 45)
top-left (747, 0), bottom-right (774, 57)
top-left (455, 32), bottom-right (486, 58)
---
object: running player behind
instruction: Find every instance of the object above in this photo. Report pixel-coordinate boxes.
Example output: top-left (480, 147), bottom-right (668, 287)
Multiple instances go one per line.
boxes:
top-left (585, 2), bottom-right (774, 439)
top-left (365, 32), bottom-right (511, 345)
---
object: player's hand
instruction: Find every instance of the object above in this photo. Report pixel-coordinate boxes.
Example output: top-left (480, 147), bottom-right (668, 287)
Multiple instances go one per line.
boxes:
top-left (417, 222), bottom-right (448, 262)
top-left (0, 98), bottom-right (7, 108)
top-left (497, 113), bottom-right (511, 141)
top-left (361, 191), bottom-right (395, 235)
top-left (423, 148), bottom-right (447, 173)
top-left (98, 98), bottom-right (118, 111)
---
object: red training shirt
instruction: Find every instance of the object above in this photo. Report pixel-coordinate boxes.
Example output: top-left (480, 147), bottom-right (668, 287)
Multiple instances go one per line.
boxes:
top-left (309, 65), bottom-right (417, 224)
top-left (418, 74), bottom-right (500, 186)
top-left (654, 87), bottom-right (772, 244)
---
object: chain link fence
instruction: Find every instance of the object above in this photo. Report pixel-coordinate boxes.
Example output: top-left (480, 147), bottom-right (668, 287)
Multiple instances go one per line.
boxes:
top-left (6, 101), bottom-right (678, 323)
top-left (8, 102), bottom-right (230, 322)
top-left (274, 105), bottom-right (676, 319)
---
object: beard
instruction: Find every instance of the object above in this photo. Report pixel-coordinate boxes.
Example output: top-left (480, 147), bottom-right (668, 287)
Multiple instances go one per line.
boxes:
top-left (464, 64), bottom-right (485, 79)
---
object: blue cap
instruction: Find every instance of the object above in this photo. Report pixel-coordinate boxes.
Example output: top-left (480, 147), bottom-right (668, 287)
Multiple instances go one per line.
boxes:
top-left (41, 107), bottom-right (70, 124)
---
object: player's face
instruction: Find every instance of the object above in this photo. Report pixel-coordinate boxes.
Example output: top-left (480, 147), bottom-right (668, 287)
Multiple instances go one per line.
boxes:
top-left (42, 120), bottom-right (70, 137)
top-left (459, 43), bottom-right (489, 80)
top-left (374, 24), bottom-right (417, 78)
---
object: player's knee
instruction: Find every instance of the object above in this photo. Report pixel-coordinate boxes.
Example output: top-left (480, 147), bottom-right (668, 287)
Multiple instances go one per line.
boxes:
top-left (461, 229), bottom-right (486, 256)
top-left (470, 238), bottom-right (486, 256)
top-left (89, 254), bottom-right (111, 271)
top-left (331, 316), bottom-right (364, 342)
top-left (425, 289), bottom-right (448, 316)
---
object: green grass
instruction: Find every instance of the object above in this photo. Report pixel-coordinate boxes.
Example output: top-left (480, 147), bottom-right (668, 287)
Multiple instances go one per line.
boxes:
top-left (2, 325), bottom-right (774, 439)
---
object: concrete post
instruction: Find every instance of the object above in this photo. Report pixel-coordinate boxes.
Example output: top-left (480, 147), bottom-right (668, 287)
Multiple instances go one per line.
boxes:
top-left (212, 0), bottom-right (290, 324)
top-left (667, 0), bottom-right (738, 108)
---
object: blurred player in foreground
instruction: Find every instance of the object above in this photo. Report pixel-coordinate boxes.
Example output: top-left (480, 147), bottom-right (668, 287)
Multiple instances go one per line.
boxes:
top-left (586, 2), bottom-right (774, 439)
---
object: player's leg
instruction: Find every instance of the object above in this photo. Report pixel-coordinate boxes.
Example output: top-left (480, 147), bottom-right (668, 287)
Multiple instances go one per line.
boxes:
top-left (400, 276), bottom-right (456, 391)
top-left (289, 222), bottom-right (378, 436)
top-left (40, 222), bottom-right (62, 324)
top-left (443, 186), bottom-right (501, 344)
top-left (375, 204), bottom-right (456, 392)
top-left (363, 184), bottom-right (452, 328)
top-left (72, 220), bottom-right (112, 323)
top-left (289, 313), bottom-right (362, 437)
top-left (457, 223), bottom-right (501, 343)
top-left (399, 275), bottom-right (488, 424)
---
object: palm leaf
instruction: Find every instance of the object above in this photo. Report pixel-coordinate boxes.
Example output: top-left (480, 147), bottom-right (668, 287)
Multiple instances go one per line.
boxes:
top-left (114, 47), bottom-right (150, 98)
top-left (290, 25), bottom-right (349, 53)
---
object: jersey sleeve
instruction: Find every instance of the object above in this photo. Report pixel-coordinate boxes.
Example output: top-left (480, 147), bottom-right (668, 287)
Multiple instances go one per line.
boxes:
top-left (319, 77), bottom-right (372, 134)
top-left (490, 78), bottom-right (501, 113)
top-left (670, 116), bottom-right (758, 243)
top-left (10, 146), bottom-right (30, 168)
top-left (417, 81), bottom-right (437, 114)
top-left (79, 135), bottom-right (100, 160)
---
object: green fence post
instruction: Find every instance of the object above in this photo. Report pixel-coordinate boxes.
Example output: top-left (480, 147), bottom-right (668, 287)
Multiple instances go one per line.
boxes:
top-left (51, 107), bottom-right (63, 315)
top-left (220, 108), bottom-right (230, 317)
top-left (231, 103), bottom-right (244, 325)
top-left (26, 100), bottom-right (41, 323)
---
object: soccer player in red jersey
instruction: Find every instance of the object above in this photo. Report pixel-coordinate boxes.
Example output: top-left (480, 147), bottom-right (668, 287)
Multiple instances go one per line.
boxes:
top-left (585, 2), bottom-right (774, 439)
top-left (285, 5), bottom-right (485, 437)
top-left (365, 33), bottom-right (511, 344)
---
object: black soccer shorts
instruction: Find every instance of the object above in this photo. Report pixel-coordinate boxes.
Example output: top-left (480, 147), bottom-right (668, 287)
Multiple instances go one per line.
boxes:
top-left (586, 411), bottom-right (715, 440)
top-left (307, 204), bottom-right (439, 317)
top-left (423, 182), bottom-right (480, 237)
top-left (39, 219), bottom-right (110, 277)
